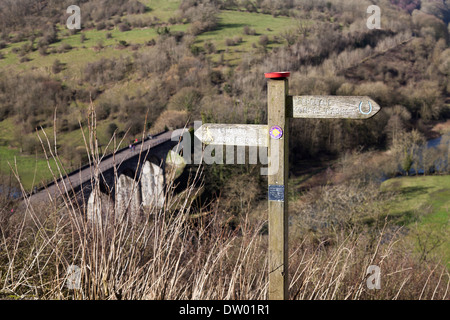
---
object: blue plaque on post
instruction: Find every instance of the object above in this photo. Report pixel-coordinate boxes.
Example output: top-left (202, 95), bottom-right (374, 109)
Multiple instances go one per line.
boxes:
top-left (268, 185), bottom-right (285, 202)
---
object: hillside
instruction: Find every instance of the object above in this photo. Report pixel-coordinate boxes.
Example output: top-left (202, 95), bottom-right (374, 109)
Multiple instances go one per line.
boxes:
top-left (0, 1), bottom-right (302, 190)
top-left (0, 2), bottom-right (448, 180)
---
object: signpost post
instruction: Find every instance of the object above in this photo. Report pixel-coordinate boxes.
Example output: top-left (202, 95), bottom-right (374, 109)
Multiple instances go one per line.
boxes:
top-left (266, 72), bottom-right (290, 300)
top-left (194, 72), bottom-right (381, 300)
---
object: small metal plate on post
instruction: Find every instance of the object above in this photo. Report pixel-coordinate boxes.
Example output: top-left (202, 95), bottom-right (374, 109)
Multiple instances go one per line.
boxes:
top-left (269, 185), bottom-right (285, 202)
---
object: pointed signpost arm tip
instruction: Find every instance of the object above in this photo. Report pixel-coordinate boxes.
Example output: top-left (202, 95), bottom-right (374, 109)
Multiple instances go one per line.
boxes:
top-left (194, 124), bottom-right (204, 142)
top-left (292, 95), bottom-right (381, 119)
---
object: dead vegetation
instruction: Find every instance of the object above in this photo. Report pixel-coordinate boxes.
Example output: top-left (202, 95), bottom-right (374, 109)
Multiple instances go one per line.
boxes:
top-left (0, 113), bottom-right (448, 300)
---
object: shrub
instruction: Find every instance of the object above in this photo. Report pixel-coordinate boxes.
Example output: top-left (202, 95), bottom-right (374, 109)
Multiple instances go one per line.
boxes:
top-left (168, 16), bottom-right (178, 25)
top-left (172, 31), bottom-right (185, 43)
top-left (258, 34), bottom-right (269, 46)
top-left (438, 48), bottom-right (450, 76)
top-left (75, 87), bottom-right (101, 103)
top-left (95, 40), bottom-right (104, 50)
top-left (68, 28), bottom-right (78, 36)
top-left (411, 80), bottom-right (444, 120)
top-left (243, 26), bottom-right (256, 35)
top-left (96, 102), bottom-right (111, 121)
top-left (22, 135), bottom-right (40, 154)
top-left (168, 87), bottom-right (203, 113)
top-left (134, 38), bottom-right (184, 76)
top-left (145, 39), bottom-right (156, 46)
top-left (107, 122), bottom-right (118, 137)
top-left (58, 118), bottom-right (70, 133)
top-left (57, 43), bottom-right (72, 53)
top-left (129, 44), bottom-right (140, 51)
top-left (412, 9), bottom-right (449, 42)
top-left (390, 0), bottom-right (421, 14)
top-left (38, 45), bottom-right (48, 56)
top-left (126, 0), bottom-right (147, 14)
top-left (11, 32), bottom-right (26, 43)
top-left (183, 2), bottom-right (219, 35)
top-left (203, 41), bottom-right (216, 54)
top-left (280, 29), bottom-right (297, 45)
top-left (225, 37), bottom-right (242, 47)
top-left (354, 81), bottom-right (392, 107)
top-left (96, 21), bottom-right (106, 31)
top-left (40, 25), bottom-right (58, 46)
top-left (84, 57), bottom-right (132, 85)
top-left (225, 38), bottom-right (235, 46)
top-left (118, 23), bottom-right (131, 32)
top-left (151, 110), bottom-right (188, 133)
top-left (18, 42), bottom-right (33, 56)
top-left (52, 59), bottom-right (64, 74)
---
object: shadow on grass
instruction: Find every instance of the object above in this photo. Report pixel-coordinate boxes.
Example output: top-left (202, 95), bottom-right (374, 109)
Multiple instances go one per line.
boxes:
top-left (399, 186), bottom-right (432, 198)
top-left (217, 22), bottom-right (248, 29)
top-left (204, 22), bottom-right (248, 36)
top-left (377, 209), bottom-right (422, 227)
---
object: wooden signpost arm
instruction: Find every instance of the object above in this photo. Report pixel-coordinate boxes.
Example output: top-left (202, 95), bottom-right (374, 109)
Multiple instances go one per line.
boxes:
top-left (266, 72), bottom-right (290, 300)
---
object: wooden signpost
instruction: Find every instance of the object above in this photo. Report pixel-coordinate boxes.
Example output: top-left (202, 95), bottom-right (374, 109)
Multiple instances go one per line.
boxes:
top-left (292, 95), bottom-right (380, 119)
top-left (194, 124), bottom-right (268, 147)
top-left (194, 72), bottom-right (381, 300)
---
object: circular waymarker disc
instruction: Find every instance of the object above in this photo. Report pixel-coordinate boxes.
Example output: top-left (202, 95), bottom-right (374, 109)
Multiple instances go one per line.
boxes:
top-left (265, 72), bottom-right (291, 79)
top-left (270, 126), bottom-right (283, 139)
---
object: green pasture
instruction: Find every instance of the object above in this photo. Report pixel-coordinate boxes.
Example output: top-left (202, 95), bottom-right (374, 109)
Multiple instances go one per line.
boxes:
top-left (0, 117), bottom-right (132, 190)
top-left (382, 176), bottom-right (450, 267)
top-left (0, 145), bottom-right (60, 192)
top-left (197, 10), bottom-right (295, 65)
top-left (0, 7), bottom-right (296, 71)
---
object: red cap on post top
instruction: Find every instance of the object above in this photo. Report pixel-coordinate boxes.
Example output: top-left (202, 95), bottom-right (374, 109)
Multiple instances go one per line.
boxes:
top-left (265, 71), bottom-right (290, 79)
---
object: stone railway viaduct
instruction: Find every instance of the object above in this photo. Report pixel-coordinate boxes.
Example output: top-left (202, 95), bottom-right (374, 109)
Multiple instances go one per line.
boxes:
top-left (21, 130), bottom-right (184, 219)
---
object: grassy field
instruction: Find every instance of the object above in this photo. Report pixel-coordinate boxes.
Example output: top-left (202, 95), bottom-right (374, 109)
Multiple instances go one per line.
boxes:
top-left (0, 6), bottom-right (295, 70)
top-left (0, 146), bottom-right (61, 192)
top-left (0, 116), bottom-right (134, 190)
top-left (143, 0), bottom-right (182, 21)
top-left (381, 176), bottom-right (450, 267)
top-left (196, 10), bottom-right (295, 65)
